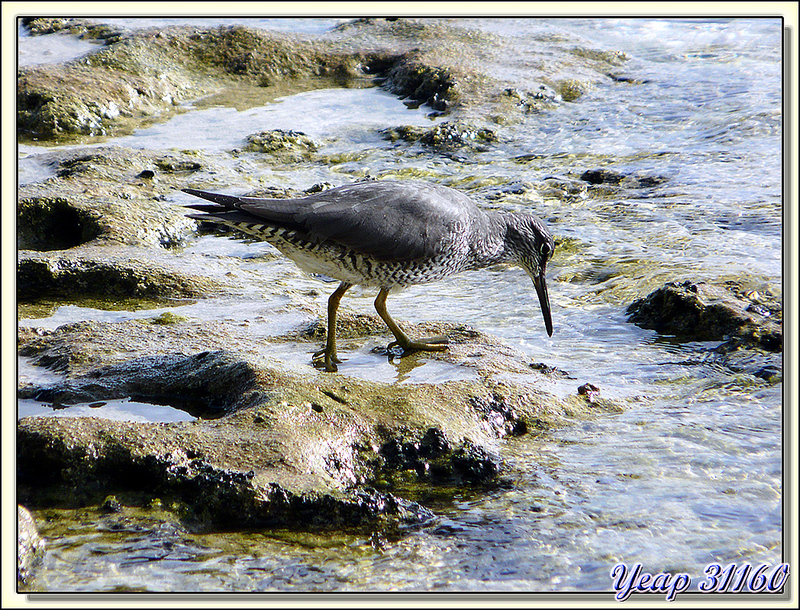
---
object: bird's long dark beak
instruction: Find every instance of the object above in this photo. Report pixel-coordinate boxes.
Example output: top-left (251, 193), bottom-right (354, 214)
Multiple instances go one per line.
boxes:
top-left (532, 272), bottom-right (553, 337)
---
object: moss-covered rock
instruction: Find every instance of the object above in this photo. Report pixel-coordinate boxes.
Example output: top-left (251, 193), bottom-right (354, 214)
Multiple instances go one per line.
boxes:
top-left (18, 147), bottom-right (207, 251)
top-left (244, 129), bottom-right (319, 162)
top-left (381, 121), bottom-right (498, 152)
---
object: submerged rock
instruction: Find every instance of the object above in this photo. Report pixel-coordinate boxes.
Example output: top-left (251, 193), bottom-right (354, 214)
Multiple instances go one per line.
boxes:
top-left (580, 168), bottom-right (625, 185)
top-left (497, 86), bottom-right (560, 116)
top-left (557, 79), bottom-right (590, 102)
top-left (580, 168), bottom-right (668, 189)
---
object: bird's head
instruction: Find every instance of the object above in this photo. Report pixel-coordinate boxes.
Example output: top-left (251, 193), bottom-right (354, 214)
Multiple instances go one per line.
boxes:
top-left (505, 213), bottom-right (555, 336)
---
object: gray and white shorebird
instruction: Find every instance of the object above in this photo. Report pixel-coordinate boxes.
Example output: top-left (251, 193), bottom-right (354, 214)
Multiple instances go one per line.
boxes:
top-left (184, 180), bottom-right (554, 372)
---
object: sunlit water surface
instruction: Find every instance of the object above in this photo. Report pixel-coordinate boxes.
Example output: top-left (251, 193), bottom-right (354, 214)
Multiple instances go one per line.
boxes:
top-left (18, 17), bottom-right (783, 594)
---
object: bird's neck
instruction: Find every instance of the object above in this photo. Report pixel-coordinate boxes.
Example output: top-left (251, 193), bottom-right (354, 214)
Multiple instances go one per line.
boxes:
top-left (468, 211), bottom-right (518, 268)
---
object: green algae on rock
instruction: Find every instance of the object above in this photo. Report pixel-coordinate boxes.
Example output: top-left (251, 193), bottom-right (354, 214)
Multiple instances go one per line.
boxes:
top-left (17, 196), bottom-right (104, 251)
top-left (16, 415), bottom-right (434, 530)
top-left (380, 121), bottom-right (498, 152)
top-left (21, 16), bottom-right (125, 42)
top-left (19, 18), bottom-right (629, 143)
top-left (244, 129), bottom-right (319, 162)
top-left (19, 147), bottom-right (207, 250)
top-left (18, 20), bottom-right (389, 141)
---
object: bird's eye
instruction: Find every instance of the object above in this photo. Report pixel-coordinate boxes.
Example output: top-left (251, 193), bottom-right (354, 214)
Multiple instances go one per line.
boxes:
top-left (540, 242), bottom-right (552, 258)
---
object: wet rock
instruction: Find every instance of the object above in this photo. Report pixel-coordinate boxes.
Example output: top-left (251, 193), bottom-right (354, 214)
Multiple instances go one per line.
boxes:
top-left (377, 428), bottom-right (498, 487)
top-left (713, 348), bottom-right (783, 383)
top-left (628, 174), bottom-right (668, 188)
top-left (580, 168), bottom-right (668, 189)
top-left (17, 246), bottom-right (220, 302)
top-left (381, 121), bottom-right (498, 152)
top-left (577, 383), bottom-right (601, 402)
top-left (581, 168), bottom-right (625, 185)
top-left (19, 147), bottom-right (203, 250)
top-left (383, 56), bottom-right (460, 113)
top-left (18, 506), bottom-right (46, 586)
top-left (498, 86), bottom-right (560, 115)
top-left (22, 17), bottom-right (124, 42)
top-left (25, 15), bottom-right (632, 142)
top-left (19, 349), bottom-right (260, 414)
top-left (17, 311), bottom-right (608, 530)
top-left (483, 181), bottom-right (536, 201)
top-left (333, 19), bottom-right (547, 119)
top-left (529, 176), bottom-right (588, 202)
top-left (20, 17), bottom-right (631, 142)
top-left (627, 280), bottom-right (782, 352)
top-left (184, 24), bottom-right (368, 85)
top-left (18, 61), bottom-right (187, 140)
top-left (529, 362), bottom-right (575, 378)
top-left (298, 311), bottom-right (388, 341)
top-left (17, 196), bottom-right (104, 251)
top-left (17, 416), bottom-right (434, 530)
top-left (17, 318), bottom-right (246, 377)
top-left (570, 46), bottom-right (628, 66)
top-left (607, 73), bottom-right (650, 85)
top-left (469, 392), bottom-right (528, 437)
top-left (244, 129), bottom-right (319, 162)
top-left (18, 193), bottom-right (193, 251)
top-left (101, 495), bottom-right (123, 513)
top-left (557, 79), bottom-right (590, 102)
top-left (18, 23), bottom-right (375, 140)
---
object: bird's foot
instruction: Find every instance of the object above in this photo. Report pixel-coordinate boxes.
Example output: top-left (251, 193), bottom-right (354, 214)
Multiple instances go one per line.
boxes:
top-left (387, 335), bottom-right (449, 354)
top-left (312, 348), bottom-right (342, 372)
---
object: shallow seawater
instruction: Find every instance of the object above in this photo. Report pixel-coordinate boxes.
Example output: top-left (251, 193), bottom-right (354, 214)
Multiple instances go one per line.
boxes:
top-left (18, 398), bottom-right (196, 424)
top-left (17, 17), bottom-right (784, 595)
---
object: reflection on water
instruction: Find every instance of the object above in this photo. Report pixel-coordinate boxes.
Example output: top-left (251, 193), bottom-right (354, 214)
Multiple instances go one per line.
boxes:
top-left (18, 398), bottom-right (197, 423)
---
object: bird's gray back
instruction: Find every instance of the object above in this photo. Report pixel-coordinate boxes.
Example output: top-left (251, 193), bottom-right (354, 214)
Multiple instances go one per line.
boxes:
top-left (234, 180), bottom-right (487, 263)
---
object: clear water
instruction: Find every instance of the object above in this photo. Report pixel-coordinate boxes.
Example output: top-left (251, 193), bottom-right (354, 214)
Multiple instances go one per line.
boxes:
top-left (17, 397), bottom-right (196, 423)
top-left (17, 17), bottom-right (785, 595)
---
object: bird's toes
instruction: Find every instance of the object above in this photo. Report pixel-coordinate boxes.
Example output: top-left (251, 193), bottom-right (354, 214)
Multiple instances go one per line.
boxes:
top-left (312, 357), bottom-right (339, 373)
top-left (387, 337), bottom-right (449, 354)
top-left (312, 349), bottom-right (342, 371)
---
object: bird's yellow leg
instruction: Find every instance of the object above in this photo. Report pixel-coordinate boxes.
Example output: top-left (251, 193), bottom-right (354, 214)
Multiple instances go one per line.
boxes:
top-left (374, 287), bottom-right (448, 353)
top-left (313, 282), bottom-right (352, 372)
